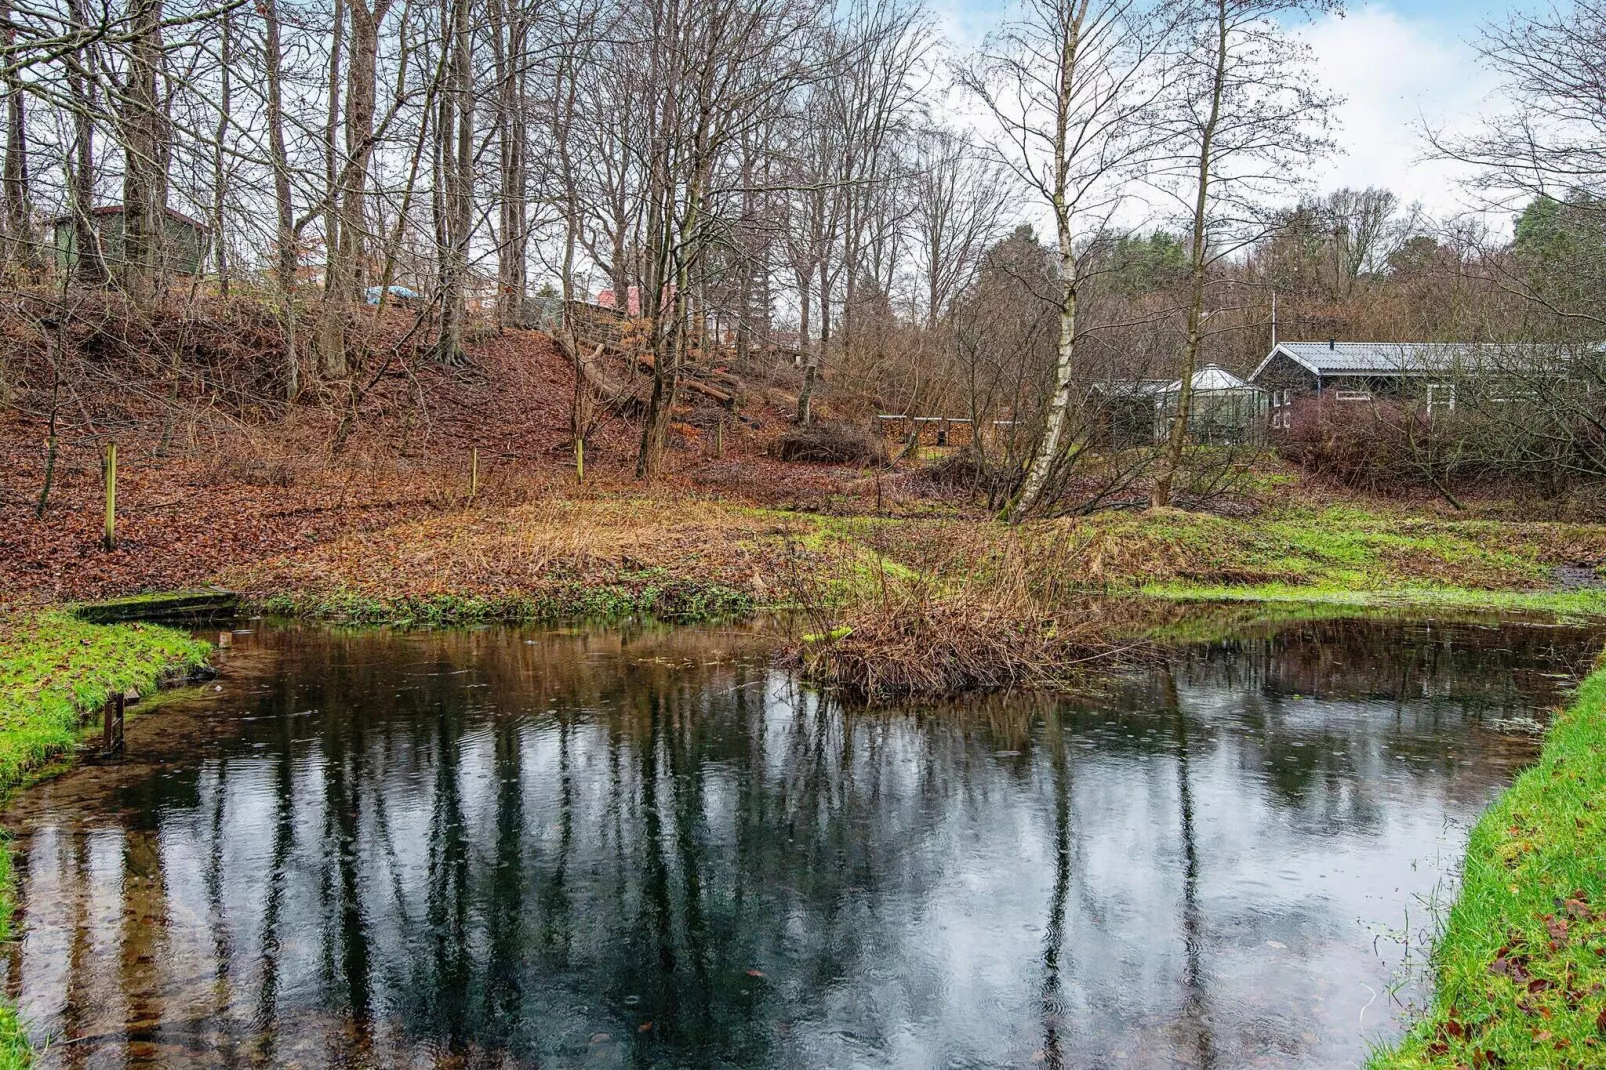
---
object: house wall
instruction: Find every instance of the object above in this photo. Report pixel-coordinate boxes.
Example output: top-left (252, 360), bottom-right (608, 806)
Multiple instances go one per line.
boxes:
top-left (1252, 353), bottom-right (1320, 395)
top-left (53, 213), bottom-right (208, 277)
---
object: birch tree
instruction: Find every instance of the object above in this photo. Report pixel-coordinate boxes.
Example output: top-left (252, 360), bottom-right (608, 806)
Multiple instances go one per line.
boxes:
top-left (959, 0), bottom-right (1173, 520)
top-left (1149, 0), bottom-right (1337, 508)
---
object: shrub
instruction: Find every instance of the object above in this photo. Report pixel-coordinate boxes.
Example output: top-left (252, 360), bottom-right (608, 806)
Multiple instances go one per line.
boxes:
top-left (783, 587), bottom-right (1133, 700)
top-left (919, 446), bottom-right (1013, 497)
top-left (772, 422), bottom-right (889, 466)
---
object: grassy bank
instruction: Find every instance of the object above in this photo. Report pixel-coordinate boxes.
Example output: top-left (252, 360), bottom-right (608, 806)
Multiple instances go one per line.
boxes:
top-left (1144, 582), bottom-right (1606, 618)
top-left (0, 610), bottom-right (212, 1067)
top-left (224, 497), bottom-right (890, 624)
top-left (231, 498), bottom-right (1606, 618)
top-left (221, 497), bottom-right (1606, 696)
top-left (1370, 660), bottom-right (1606, 1070)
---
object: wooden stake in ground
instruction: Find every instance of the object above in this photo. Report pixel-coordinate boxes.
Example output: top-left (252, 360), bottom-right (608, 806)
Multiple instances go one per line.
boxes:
top-left (36, 427), bottom-right (56, 518)
top-left (469, 446), bottom-right (479, 502)
top-left (103, 441), bottom-right (117, 550)
top-left (102, 691), bottom-right (125, 754)
top-left (716, 412), bottom-right (724, 459)
top-left (575, 437), bottom-right (584, 484)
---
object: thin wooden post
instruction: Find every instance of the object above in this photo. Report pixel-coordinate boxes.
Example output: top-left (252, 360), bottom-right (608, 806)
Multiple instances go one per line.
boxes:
top-left (715, 412), bottom-right (724, 459)
top-left (575, 437), bottom-right (584, 483)
top-left (102, 691), bottom-right (125, 755)
top-left (36, 429), bottom-right (57, 518)
top-left (469, 446), bottom-right (479, 502)
top-left (102, 441), bottom-right (117, 550)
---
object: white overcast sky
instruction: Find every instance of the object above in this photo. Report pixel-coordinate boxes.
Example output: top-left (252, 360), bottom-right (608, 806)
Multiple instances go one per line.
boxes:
top-left (931, 0), bottom-right (1535, 223)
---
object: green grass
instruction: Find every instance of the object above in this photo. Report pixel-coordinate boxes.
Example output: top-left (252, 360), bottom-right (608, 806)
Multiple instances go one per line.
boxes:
top-left (1370, 658), bottom-right (1606, 1070)
top-left (1052, 505), bottom-right (1578, 592)
top-left (0, 610), bottom-right (212, 1067)
top-left (1143, 582), bottom-right (1606, 620)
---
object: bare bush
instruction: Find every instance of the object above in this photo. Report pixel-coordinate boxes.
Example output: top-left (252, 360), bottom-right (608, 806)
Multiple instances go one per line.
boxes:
top-left (783, 586), bottom-right (1132, 700)
top-left (771, 423), bottom-right (889, 466)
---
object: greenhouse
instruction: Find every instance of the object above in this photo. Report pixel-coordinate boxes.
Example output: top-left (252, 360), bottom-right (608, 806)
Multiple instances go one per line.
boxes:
top-left (1090, 364), bottom-right (1268, 446)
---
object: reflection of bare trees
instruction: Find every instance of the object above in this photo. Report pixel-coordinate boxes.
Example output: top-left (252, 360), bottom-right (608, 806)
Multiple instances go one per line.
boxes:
top-left (1037, 715), bottom-right (1071, 1070)
top-left (5, 618), bottom-right (1600, 1067)
top-left (1167, 667), bottom-right (1215, 1070)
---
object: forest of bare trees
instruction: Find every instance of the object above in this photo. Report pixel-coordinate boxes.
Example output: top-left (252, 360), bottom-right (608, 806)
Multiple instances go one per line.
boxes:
top-left (2, 0), bottom-right (1606, 512)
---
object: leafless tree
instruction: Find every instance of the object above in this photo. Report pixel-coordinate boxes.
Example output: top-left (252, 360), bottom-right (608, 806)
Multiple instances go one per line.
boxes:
top-left (959, 0), bottom-right (1176, 520)
top-left (1149, 0), bottom-right (1337, 508)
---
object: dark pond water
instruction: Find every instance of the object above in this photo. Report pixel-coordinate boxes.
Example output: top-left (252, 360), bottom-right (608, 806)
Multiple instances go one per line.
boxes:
top-left (6, 616), bottom-right (1601, 1069)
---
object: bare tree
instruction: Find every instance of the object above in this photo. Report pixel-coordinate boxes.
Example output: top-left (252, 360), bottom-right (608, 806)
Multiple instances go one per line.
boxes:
top-left (1149, 0), bottom-right (1337, 509)
top-left (625, 0), bottom-right (813, 478)
top-left (959, 0), bottom-right (1174, 520)
top-left (909, 126), bottom-right (1008, 328)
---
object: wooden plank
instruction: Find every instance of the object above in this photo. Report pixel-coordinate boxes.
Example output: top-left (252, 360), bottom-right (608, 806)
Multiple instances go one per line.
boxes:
top-left (76, 589), bottom-right (240, 624)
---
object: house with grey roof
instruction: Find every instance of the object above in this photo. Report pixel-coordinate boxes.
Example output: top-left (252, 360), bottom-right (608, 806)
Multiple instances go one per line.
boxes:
top-left (1247, 342), bottom-right (1567, 397)
top-left (1247, 341), bottom-right (1577, 427)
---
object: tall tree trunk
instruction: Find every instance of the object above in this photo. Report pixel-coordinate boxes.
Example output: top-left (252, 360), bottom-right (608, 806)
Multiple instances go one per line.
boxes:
top-left (1152, 0), bottom-right (1228, 510)
top-left (1005, 3), bottom-right (1088, 522)
top-left (318, 0), bottom-right (346, 375)
top-left (798, 269), bottom-right (831, 425)
top-left (65, 0), bottom-right (105, 285)
top-left (1007, 249), bottom-right (1078, 520)
top-left (634, 177), bottom-right (675, 479)
top-left (119, 0), bottom-right (169, 308)
top-left (212, 8), bottom-right (232, 294)
top-left (794, 263), bottom-right (813, 422)
top-left (433, 0), bottom-right (472, 363)
top-left (262, 0), bottom-right (299, 398)
top-left (340, 0), bottom-right (387, 286)
top-left (1, 0), bottom-right (31, 273)
top-left (492, 0), bottom-right (527, 328)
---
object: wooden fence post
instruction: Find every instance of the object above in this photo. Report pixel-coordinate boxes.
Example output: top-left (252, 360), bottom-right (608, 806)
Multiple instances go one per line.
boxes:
top-left (103, 441), bottom-right (117, 550)
top-left (102, 691), bottom-right (125, 755)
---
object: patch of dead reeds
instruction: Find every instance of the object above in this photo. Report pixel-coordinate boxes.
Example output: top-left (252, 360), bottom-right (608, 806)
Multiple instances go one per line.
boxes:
top-left (782, 585), bottom-right (1138, 701)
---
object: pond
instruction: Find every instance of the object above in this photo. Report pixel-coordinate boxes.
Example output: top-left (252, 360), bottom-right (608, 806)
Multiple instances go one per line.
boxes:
top-left (5, 615), bottom-right (1600, 1069)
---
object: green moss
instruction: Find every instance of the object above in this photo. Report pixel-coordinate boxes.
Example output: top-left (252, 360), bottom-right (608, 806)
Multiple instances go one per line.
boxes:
top-left (248, 580), bottom-right (755, 626)
top-left (1369, 657), bottom-right (1606, 1069)
top-left (0, 611), bottom-right (212, 786)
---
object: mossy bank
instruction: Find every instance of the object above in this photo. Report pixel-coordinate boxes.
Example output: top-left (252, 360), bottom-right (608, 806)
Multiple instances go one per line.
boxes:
top-left (1370, 658), bottom-right (1606, 1069)
top-left (0, 610), bottom-right (212, 1068)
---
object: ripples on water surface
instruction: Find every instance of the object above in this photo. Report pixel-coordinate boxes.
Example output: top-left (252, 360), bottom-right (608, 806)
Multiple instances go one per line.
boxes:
top-left (5, 616), bottom-right (1598, 1068)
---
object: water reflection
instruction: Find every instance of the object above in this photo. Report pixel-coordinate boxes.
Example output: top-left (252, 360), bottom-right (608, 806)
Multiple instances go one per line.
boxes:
top-left (5, 618), bottom-right (1594, 1069)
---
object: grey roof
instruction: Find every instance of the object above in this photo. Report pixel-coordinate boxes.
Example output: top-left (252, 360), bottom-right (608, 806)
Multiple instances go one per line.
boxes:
top-left (1249, 341), bottom-right (1569, 381)
top-left (1092, 364), bottom-right (1261, 398)
top-left (1168, 364), bottom-right (1255, 393)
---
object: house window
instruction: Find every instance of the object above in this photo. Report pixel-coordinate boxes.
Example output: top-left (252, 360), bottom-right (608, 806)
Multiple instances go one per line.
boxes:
top-left (1426, 383), bottom-right (1456, 419)
top-left (1335, 390), bottom-right (1373, 402)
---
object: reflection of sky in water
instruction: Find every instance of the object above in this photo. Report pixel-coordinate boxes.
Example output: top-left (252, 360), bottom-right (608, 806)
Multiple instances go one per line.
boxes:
top-left (4, 619), bottom-right (1591, 1068)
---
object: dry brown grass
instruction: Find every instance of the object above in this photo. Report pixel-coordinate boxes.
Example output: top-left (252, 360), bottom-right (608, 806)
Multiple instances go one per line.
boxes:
top-left (223, 494), bottom-right (846, 618)
top-left (783, 586), bottom-right (1137, 700)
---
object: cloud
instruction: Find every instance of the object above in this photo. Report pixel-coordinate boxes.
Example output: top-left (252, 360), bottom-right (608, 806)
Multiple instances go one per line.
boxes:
top-left (1294, 4), bottom-right (1502, 218)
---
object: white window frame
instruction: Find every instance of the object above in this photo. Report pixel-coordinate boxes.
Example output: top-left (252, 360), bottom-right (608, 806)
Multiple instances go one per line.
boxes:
top-left (1426, 382), bottom-right (1456, 419)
